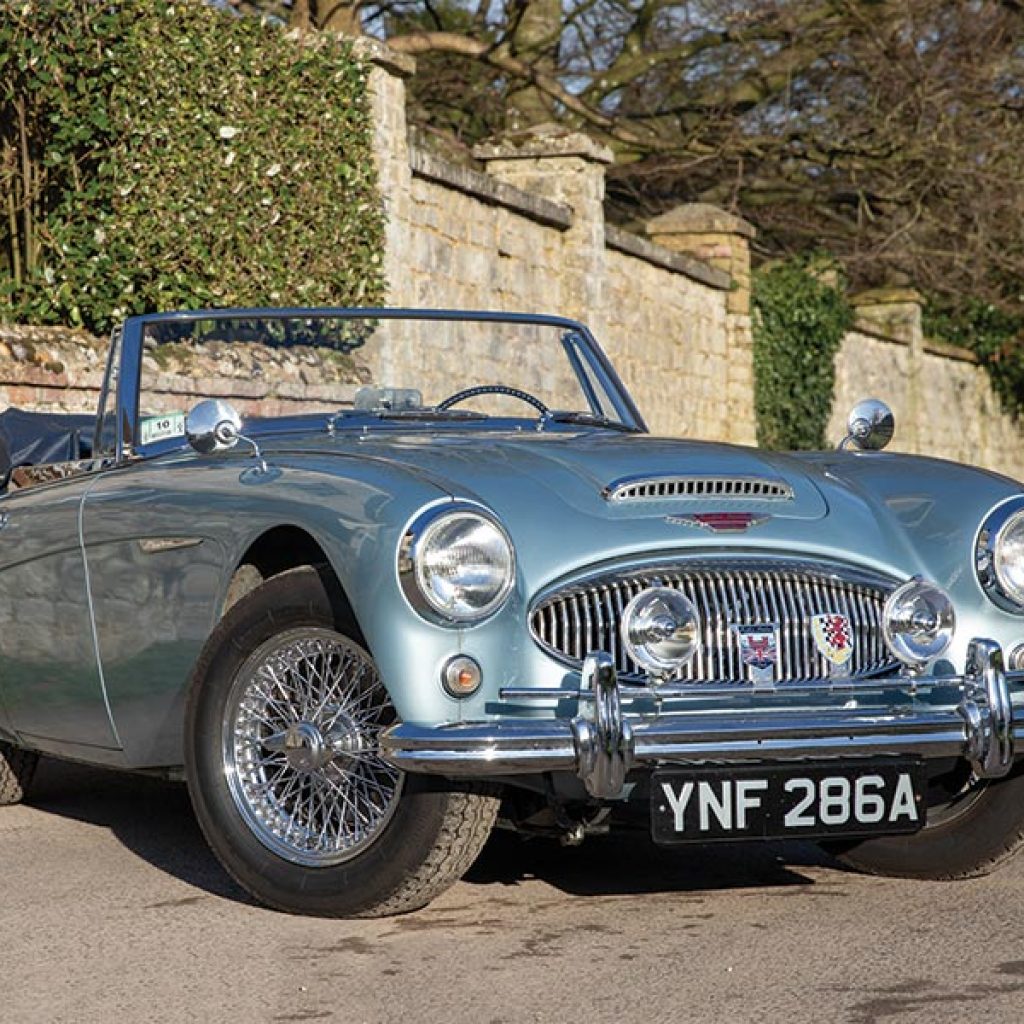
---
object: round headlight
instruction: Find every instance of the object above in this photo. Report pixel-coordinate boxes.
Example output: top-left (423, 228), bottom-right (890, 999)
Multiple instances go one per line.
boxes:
top-left (978, 501), bottom-right (1024, 612)
top-left (622, 586), bottom-right (701, 678)
top-left (994, 512), bottom-right (1024, 605)
top-left (883, 579), bottom-right (955, 668)
top-left (400, 505), bottom-right (514, 623)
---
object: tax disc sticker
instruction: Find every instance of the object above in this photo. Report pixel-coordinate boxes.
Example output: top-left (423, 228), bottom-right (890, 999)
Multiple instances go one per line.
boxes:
top-left (140, 413), bottom-right (186, 446)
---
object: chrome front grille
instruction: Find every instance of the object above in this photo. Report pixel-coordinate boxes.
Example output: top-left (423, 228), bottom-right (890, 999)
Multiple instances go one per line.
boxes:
top-left (529, 559), bottom-right (899, 683)
top-left (604, 475), bottom-right (794, 502)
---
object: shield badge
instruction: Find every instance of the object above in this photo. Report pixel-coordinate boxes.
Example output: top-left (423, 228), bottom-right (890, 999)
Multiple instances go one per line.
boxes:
top-left (732, 624), bottom-right (778, 686)
top-left (811, 613), bottom-right (853, 670)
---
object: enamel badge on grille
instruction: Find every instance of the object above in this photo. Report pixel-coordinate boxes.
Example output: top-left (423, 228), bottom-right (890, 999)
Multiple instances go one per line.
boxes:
top-left (732, 624), bottom-right (778, 686)
top-left (811, 613), bottom-right (853, 668)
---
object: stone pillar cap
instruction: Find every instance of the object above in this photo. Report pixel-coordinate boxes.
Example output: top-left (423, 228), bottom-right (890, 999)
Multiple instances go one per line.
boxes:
top-left (351, 36), bottom-right (416, 78)
top-left (851, 287), bottom-right (923, 307)
top-left (646, 203), bottom-right (756, 239)
top-left (473, 125), bottom-right (613, 165)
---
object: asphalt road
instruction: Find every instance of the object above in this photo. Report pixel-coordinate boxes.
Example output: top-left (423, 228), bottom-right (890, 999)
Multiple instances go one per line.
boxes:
top-left (3, 759), bottom-right (1024, 1024)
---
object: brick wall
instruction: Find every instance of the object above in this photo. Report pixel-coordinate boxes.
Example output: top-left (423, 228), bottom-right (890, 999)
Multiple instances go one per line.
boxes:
top-left (0, 326), bottom-right (108, 416)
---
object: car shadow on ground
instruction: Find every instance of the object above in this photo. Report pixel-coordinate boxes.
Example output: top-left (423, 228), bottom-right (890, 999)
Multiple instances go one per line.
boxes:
top-left (465, 829), bottom-right (835, 896)
top-left (26, 756), bottom-right (255, 906)
top-left (25, 757), bottom-right (839, 908)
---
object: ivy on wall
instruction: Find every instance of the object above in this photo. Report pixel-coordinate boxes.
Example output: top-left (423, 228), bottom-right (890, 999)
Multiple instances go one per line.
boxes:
top-left (0, 0), bottom-right (386, 335)
top-left (751, 258), bottom-right (854, 450)
top-left (924, 301), bottom-right (1024, 418)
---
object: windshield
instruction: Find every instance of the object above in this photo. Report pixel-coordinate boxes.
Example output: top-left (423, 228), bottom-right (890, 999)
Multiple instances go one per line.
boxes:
top-left (133, 311), bottom-right (637, 447)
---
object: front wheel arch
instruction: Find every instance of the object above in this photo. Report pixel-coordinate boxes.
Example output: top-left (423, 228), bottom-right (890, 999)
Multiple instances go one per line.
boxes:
top-left (221, 526), bottom-right (363, 640)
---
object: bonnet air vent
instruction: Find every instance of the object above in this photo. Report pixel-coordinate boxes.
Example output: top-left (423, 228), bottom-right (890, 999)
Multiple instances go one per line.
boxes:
top-left (604, 475), bottom-right (795, 503)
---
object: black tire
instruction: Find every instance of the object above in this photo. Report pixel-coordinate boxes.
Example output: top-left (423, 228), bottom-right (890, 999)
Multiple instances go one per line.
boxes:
top-left (830, 761), bottom-right (1024, 880)
top-left (0, 742), bottom-right (38, 806)
top-left (185, 564), bottom-right (498, 917)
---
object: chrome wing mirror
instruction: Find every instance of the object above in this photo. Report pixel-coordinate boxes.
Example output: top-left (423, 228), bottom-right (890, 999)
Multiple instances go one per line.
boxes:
top-left (838, 398), bottom-right (895, 451)
top-left (186, 399), bottom-right (267, 472)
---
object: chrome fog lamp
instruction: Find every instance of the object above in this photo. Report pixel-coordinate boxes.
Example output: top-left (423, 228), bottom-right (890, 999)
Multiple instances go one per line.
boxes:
top-left (1007, 643), bottom-right (1024, 672)
top-left (621, 586), bottom-right (701, 678)
top-left (400, 504), bottom-right (515, 624)
top-left (977, 499), bottom-right (1024, 612)
top-left (883, 579), bottom-right (955, 669)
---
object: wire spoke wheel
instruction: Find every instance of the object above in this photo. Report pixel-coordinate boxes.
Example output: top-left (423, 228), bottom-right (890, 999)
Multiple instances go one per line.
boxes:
top-left (188, 567), bottom-right (499, 916)
top-left (223, 627), bottom-right (402, 867)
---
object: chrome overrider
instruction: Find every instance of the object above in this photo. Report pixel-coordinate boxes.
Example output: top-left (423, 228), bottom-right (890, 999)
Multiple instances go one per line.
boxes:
top-left (379, 639), bottom-right (1021, 799)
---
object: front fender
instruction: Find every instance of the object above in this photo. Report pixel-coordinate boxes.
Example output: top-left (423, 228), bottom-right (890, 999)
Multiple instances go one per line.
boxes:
top-left (85, 449), bottom-right (452, 766)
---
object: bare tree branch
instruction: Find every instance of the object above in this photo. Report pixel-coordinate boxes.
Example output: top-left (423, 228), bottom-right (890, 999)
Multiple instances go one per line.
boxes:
top-left (232, 0), bottom-right (1024, 317)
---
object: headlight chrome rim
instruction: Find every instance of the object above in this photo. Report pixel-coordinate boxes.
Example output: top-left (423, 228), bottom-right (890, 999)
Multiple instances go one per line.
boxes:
top-left (398, 501), bottom-right (515, 625)
top-left (976, 497), bottom-right (1024, 614)
top-left (882, 578), bottom-right (955, 668)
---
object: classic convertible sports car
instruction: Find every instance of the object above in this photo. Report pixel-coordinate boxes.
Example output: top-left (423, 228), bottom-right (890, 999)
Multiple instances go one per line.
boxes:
top-left (1, 307), bottom-right (1023, 917)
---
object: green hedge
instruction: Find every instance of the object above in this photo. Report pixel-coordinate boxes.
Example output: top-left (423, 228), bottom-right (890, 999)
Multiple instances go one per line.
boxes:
top-left (0, 0), bottom-right (386, 333)
top-left (752, 259), bottom-right (853, 450)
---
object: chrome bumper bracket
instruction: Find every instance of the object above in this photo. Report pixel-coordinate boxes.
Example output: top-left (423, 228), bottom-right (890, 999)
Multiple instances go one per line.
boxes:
top-left (572, 653), bottom-right (635, 798)
top-left (962, 638), bottom-right (1015, 778)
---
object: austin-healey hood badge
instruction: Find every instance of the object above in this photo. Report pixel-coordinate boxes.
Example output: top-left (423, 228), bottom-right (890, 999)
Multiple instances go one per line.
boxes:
top-left (665, 512), bottom-right (771, 532)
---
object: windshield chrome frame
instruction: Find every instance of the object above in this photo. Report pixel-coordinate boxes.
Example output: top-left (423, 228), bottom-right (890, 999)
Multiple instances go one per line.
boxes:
top-left (114, 307), bottom-right (648, 462)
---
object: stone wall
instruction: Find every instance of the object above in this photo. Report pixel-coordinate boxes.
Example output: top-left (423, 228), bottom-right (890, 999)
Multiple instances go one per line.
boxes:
top-left (602, 240), bottom-right (731, 437)
top-left (2, 40), bottom-right (1023, 478)
top-left (361, 45), bottom-right (1024, 472)
top-left (828, 291), bottom-right (1024, 480)
top-left (363, 41), bottom-right (756, 442)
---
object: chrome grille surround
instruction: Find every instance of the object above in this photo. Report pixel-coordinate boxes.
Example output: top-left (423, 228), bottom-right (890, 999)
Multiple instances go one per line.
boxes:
top-left (604, 474), bottom-right (794, 503)
top-left (529, 558), bottom-right (900, 684)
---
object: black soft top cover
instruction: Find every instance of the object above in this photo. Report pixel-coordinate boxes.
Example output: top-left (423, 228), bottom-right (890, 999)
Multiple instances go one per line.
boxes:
top-left (0, 409), bottom-right (95, 479)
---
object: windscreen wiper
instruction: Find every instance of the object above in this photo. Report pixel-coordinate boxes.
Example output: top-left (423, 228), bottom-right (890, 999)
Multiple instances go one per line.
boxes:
top-left (544, 411), bottom-right (640, 432)
top-left (372, 408), bottom-right (487, 422)
top-left (329, 408), bottom-right (489, 432)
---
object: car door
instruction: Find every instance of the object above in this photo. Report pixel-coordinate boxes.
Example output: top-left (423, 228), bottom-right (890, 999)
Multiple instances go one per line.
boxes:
top-left (80, 457), bottom-right (230, 768)
top-left (0, 471), bottom-right (121, 756)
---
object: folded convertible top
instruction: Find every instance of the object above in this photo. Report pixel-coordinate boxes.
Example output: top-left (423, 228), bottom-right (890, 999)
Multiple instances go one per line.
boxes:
top-left (0, 408), bottom-right (95, 476)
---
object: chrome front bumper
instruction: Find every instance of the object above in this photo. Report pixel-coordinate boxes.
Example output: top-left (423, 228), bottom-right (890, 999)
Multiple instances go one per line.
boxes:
top-left (379, 639), bottom-right (1020, 799)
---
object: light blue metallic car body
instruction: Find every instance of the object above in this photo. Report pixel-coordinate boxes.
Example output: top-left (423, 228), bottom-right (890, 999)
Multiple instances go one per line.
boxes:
top-left (1, 308), bottom-right (1022, 799)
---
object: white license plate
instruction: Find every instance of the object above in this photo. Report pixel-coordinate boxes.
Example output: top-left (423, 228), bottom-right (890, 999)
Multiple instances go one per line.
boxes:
top-left (651, 760), bottom-right (927, 843)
